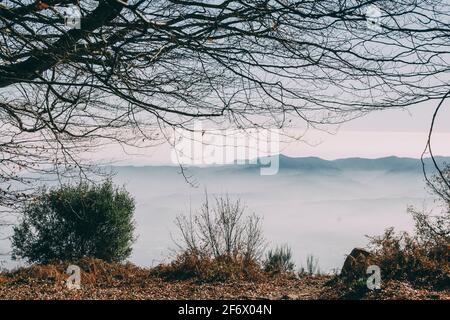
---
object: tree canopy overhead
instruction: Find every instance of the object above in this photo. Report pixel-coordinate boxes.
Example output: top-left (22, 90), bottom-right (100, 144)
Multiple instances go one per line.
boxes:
top-left (1, 0), bottom-right (450, 204)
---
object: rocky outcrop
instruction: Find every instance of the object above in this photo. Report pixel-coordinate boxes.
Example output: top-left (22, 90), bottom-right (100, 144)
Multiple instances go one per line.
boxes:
top-left (341, 248), bottom-right (376, 281)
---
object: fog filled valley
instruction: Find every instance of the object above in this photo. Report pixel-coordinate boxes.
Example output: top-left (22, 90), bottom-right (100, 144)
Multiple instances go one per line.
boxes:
top-left (101, 155), bottom-right (449, 273)
top-left (1, 155), bottom-right (448, 273)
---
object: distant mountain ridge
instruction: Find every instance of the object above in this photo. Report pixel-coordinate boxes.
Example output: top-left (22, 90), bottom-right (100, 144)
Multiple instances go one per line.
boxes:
top-left (113, 155), bottom-right (450, 174)
top-left (258, 154), bottom-right (450, 172)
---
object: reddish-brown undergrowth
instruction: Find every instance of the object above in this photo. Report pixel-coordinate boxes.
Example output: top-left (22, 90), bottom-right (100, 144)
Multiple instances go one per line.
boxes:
top-left (152, 251), bottom-right (266, 283)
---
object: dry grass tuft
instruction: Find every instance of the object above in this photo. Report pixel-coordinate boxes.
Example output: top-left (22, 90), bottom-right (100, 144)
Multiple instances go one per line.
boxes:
top-left (152, 251), bottom-right (266, 283)
top-left (3, 257), bottom-right (150, 288)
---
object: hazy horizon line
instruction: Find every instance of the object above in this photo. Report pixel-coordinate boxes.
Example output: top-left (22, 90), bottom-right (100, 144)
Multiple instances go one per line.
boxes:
top-left (103, 154), bottom-right (450, 168)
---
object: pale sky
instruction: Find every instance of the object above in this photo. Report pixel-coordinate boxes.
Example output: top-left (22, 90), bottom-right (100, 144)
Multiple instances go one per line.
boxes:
top-left (93, 101), bottom-right (450, 165)
top-left (281, 101), bottom-right (450, 160)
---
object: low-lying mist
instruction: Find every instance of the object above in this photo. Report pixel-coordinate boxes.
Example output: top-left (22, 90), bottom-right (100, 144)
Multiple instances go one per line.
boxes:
top-left (113, 156), bottom-right (441, 272)
top-left (1, 155), bottom-right (445, 272)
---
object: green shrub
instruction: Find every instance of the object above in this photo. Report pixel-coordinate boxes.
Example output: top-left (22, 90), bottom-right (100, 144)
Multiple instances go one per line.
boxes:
top-left (263, 245), bottom-right (295, 274)
top-left (11, 180), bottom-right (135, 264)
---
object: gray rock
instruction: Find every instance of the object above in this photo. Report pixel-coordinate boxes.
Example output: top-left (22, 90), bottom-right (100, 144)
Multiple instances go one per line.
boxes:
top-left (340, 248), bottom-right (375, 281)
